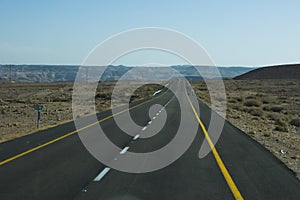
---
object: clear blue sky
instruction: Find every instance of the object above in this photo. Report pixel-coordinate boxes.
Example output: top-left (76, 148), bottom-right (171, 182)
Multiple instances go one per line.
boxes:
top-left (0, 0), bottom-right (299, 67)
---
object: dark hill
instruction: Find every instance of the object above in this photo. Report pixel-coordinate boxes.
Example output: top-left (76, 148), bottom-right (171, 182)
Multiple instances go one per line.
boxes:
top-left (234, 64), bottom-right (300, 80)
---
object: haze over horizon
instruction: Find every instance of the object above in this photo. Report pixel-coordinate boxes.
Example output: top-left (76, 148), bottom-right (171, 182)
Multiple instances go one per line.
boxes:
top-left (1, 1), bottom-right (300, 67)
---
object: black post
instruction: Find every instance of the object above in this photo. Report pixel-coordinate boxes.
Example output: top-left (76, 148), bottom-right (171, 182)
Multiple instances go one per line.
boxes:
top-left (34, 104), bottom-right (43, 128)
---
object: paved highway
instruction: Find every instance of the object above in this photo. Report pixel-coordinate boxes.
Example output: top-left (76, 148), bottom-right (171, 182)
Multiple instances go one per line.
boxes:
top-left (0, 80), bottom-right (299, 200)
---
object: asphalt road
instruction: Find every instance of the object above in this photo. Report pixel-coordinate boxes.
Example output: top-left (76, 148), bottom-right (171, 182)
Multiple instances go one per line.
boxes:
top-left (0, 80), bottom-right (299, 200)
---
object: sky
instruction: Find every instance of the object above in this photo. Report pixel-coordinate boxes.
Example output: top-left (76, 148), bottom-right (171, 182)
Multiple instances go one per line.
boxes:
top-left (0, 0), bottom-right (300, 67)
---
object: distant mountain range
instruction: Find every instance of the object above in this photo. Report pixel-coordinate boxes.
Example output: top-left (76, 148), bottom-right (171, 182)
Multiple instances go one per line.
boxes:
top-left (234, 64), bottom-right (300, 80)
top-left (0, 65), bottom-right (255, 82)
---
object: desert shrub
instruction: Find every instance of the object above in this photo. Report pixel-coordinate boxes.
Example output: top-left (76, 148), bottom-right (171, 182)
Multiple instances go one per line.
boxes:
top-left (273, 118), bottom-right (288, 132)
top-left (285, 81), bottom-right (297, 86)
top-left (279, 89), bottom-right (287, 92)
top-left (282, 110), bottom-right (290, 115)
top-left (267, 113), bottom-right (281, 121)
top-left (231, 104), bottom-right (240, 110)
top-left (270, 106), bottom-right (284, 112)
top-left (290, 118), bottom-right (300, 127)
top-left (275, 118), bottom-right (287, 127)
top-left (255, 93), bottom-right (263, 98)
top-left (228, 99), bottom-right (237, 103)
top-left (129, 94), bottom-right (141, 103)
top-left (249, 108), bottom-right (263, 117)
top-left (199, 87), bottom-right (208, 91)
top-left (145, 86), bottom-right (153, 91)
top-left (241, 106), bottom-right (250, 112)
top-left (245, 95), bottom-right (256, 99)
top-left (95, 93), bottom-right (111, 100)
top-left (244, 99), bottom-right (261, 107)
top-left (262, 97), bottom-right (273, 104)
top-left (0, 109), bottom-right (6, 115)
top-left (263, 105), bottom-right (284, 112)
top-left (248, 131), bottom-right (255, 135)
top-left (275, 126), bottom-right (287, 132)
top-left (277, 96), bottom-right (289, 103)
top-left (52, 97), bottom-right (68, 102)
top-left (263, 106), bottom-right (270, 111)
top-left (235, 97), bottom-right (244, 102)
top-left (263, 133), bottom-right (271, 137)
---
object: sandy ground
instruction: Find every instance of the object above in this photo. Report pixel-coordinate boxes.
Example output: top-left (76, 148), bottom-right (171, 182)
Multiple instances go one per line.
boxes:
top-left (0, 81), bottom-right (162, 142)
top-left (191, 79), bottom-right (300, 179)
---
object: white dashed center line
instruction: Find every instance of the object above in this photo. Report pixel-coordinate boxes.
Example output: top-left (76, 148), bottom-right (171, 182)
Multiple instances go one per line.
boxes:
top-left (91, 85), bottom-right (176, 185)
top-left (94, 167), bottom-right (111, 182)
top-left (120, 146), bottom-right (130, 154)
top-left (133, 134), bottom-right (140, 140)
top-left (153, 90), bottom-right (162, 96)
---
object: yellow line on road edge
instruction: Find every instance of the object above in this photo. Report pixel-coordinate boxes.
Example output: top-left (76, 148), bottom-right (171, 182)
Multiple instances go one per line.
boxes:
top-left (185, 87), bottom-right (244, 200)
top-left (0, 90), bottom-right (167, 166)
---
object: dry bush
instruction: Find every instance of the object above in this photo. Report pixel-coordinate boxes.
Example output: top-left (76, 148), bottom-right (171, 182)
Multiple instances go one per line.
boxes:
top-left (271, 106), bottom-right (284, 112)
top-left (275, 118), bottom-right (288, 128)
top-left (245, 95), bottom-right (257, 99)
top-left (263, 132), bottom-right (271, 137)
top-left (275, 119), bottom-right (286, 127)
top-left (244, 99), bottom-right (261, 107)
top-left (248, 131), bottom-right (255, 135)
top-left (248, 108), bottom-right (264, 117)
top-left (235, 96), bottom-right (244, 102)
top-left (241, 106), bottom-right (249, 112)
top-left (198, 87), bottom-right (208, 91)
top-left (267, 112), bottom-right (281, 121)
top-left (264, 105), bottom-right (284, 112)
top-left (228, 97), bottom-right (237, 103)
top-left (262, 97), bottom-right (274, 104)
top-left (275, 125), bottom-right (287, 132)
top-left (95, 93), bottom-right (111, 100)
top-left (263, 105), bottom-right (284, 112)
top-left (231, 104), bottom-right (240, 110)
top-left (290, 118), bottom-right (300, 127)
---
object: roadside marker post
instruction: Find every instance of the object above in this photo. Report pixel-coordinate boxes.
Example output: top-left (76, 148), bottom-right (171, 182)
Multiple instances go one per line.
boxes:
top-left (34, 104), bottom-right (43, 128)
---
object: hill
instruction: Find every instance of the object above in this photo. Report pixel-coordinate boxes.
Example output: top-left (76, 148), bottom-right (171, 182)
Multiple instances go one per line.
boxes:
top-left (234, 64), bottom-right (300, 80)
top-left (0, 65), bottom-right (255, 82)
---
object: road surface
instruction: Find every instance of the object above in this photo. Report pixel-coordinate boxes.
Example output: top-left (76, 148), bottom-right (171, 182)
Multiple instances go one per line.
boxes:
top-left (0, 80), bottom-right (299, 200)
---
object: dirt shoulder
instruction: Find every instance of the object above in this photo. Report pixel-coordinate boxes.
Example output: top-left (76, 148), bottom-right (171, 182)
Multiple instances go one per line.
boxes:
top-left (191, 79), bottom-right (300, 179)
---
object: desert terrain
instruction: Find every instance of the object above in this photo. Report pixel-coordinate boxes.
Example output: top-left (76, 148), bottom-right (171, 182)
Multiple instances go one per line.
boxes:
top-left (0, 81), bottom-right (162, 142)
top-left (191, 79), bottom-right (300, 179)
top-left (1, 78), bottom-right (299, 179)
